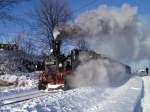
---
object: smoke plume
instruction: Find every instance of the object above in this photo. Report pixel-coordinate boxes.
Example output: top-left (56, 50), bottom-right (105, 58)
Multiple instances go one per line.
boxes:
top-left (66, 51), bottom-right (130, 88)
top-left (61, 4), bottom-right (149, 63)
top-left (62, 4), bottom-right (150, 87)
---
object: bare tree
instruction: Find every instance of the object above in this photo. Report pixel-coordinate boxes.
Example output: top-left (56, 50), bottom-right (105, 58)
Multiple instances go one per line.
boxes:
top-left (34, 0), bottom-right (71, 51)
top-left (0, 0), bottom-right (29, 21)
top-left (13, 32), bottom-right (35, 55)
top-left (77, 39), bottom-right (88, 50)
top-left (23, 39), bottom-right (35, 55)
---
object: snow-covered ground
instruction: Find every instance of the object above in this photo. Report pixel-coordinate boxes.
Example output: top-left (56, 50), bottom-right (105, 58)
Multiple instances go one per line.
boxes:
top-left (142, 76), bottom-right (150, 112)
top-left (0, 72), bottom-right (39, 97)
top-left (0, 75), bottom-right (145, 112)
top-left (0, 72), bottom-right (150, 112)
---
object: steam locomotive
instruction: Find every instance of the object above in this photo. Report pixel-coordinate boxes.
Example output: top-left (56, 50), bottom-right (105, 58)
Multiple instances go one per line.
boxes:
top-left (38, 30), bottom-right (131, 90)
top-left (38, 31), bottom-right (79, 90)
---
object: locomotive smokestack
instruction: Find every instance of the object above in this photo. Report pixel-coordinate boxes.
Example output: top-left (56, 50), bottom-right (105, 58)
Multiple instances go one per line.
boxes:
top-left (53, 28), bottom-right (61, 40)
top-left (51, 28), bottom-right (62, 56)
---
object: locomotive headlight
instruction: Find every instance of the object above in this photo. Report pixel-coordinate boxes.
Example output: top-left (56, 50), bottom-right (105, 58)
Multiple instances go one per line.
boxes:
top-left (50, 49), bottom-right (53, 53)
top-left (59, 63), bottom-right (62, 67)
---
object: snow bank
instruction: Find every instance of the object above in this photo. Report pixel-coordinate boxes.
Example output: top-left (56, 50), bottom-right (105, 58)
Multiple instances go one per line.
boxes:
top-left (0, 76), bottom-right (143, 112)
top-left (142, 76), bottom-right (150, 112)
top-left (0, 74), bottom-right (34, 87)
top-left (0, 73), bottom-right (38, 97)
top-left (0, 75), bottom-right (17, 83)
top-left (86, 77), bottom-right (143, 112)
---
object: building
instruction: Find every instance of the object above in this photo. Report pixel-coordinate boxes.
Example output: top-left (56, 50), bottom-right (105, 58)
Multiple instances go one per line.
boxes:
top-left (0, 43), bottom-right (18, 51)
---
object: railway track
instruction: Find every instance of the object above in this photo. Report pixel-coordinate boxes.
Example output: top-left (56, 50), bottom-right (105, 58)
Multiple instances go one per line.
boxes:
top-left (0, 89), bottom-right (63, 106)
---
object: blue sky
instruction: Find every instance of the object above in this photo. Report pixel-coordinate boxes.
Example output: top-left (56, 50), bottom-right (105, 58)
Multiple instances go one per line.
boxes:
top-left (0, 0), bottom-right (150, 41)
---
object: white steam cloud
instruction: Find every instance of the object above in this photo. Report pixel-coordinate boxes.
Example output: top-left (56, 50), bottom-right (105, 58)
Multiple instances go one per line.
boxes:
top-left (68, 58), bottom-right (130, 88)
top-left (66, 51), bottom-right (130, 88)
top-left (61, 4), bottom-right (150, 63)
top-left (62, 4), bottom-right (150, 87)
